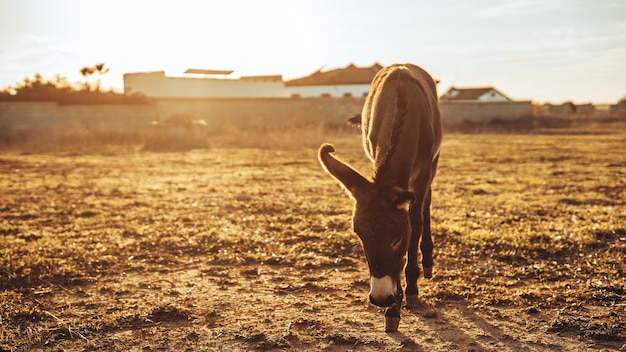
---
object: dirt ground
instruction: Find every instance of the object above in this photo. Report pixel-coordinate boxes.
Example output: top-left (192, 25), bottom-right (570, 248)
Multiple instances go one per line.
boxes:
top-left (1, 131), bottom-right (625, 351)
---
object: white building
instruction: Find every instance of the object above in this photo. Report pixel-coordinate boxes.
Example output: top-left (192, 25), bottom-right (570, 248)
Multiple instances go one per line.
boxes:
top-left (123, 69), bottom-right (286, 98)
top-left (123, 63), bottom-right (382, 99)
top-left (440, 87), bottom-right (512, 102)
top-left (285, 63), bottom-right (382, 98)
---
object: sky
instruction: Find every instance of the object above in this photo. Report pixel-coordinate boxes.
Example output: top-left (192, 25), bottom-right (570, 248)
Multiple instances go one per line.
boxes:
top-left (0, 0), bottom-right (625, 103)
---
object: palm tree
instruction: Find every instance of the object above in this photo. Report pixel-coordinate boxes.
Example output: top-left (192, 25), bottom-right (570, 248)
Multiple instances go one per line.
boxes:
top-left (93, 63), bottom-right (110, 92)
top-left (80, 66), bottom-right (95, 90)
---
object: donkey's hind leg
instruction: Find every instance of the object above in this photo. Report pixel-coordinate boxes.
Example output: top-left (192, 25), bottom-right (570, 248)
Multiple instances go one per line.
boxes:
top-left (405, 201), bottom-right (422, 308)
top-left (405, 194), bottom-right (426, 308)
top-left (421, 189), bottom-right (434, 279)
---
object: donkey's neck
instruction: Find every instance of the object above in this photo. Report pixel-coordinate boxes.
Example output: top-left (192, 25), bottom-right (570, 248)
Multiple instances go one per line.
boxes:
top-left (372, 153), bottom-right (413, 190)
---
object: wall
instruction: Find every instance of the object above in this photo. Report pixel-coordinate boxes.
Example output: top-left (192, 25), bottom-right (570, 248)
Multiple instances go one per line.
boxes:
top-left (610, 103), bottom-right (626, 116)
top-left (439, 101), bottom-right (534, 124)
top-left (1, 99), bottom-right (545, 142)
top-left (0, 98), bottom-right (365, 139)
top-left (540, 103), bottom-right (596, 119)
top-left (0, 101), bottom-right (156, 134)
top-left (153, 97), bottom-right (365, 128)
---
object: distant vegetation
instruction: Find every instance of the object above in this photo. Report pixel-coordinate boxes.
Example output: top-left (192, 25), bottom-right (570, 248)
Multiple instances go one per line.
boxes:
top-left (0, 63), bottom-right (146, 104)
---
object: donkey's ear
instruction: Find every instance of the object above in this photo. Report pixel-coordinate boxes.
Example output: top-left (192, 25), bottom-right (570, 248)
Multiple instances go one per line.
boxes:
top-left (389, 187), bottom-right (415, 211)
top-left (347, 113), bottom-right (362, 126)
top-left (318, 144), bottom-right (370, 198)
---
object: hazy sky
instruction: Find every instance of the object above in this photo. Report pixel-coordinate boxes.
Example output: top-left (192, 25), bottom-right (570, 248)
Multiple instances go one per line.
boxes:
top-left (1, 0), bottom-right (624, 103)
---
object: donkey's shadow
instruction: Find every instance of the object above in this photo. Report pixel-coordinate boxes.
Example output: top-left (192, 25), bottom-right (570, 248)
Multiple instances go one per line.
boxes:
top-left (384, 302), bottom-right (439, 349)
top-left (394, 300), bottom-right (531, 351)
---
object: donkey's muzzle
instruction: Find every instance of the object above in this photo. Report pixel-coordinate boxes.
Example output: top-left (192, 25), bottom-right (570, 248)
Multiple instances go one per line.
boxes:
top-left (369, 294), bottom-right (396, 307)
top-left (369, 275), bottom-right (397, 307)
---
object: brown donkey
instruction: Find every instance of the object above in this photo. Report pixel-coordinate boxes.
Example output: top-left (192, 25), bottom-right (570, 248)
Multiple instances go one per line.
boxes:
top-left (318, 63), bottom-right (442, 332)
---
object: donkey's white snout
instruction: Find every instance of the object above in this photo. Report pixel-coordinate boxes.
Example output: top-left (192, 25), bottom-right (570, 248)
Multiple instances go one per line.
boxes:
top-left (369, 275), bottom-right (396, 307)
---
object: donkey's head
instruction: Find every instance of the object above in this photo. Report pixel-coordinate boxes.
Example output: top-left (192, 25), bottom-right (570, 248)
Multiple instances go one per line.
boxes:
top-left (319, 144), bottom-right (414, 307)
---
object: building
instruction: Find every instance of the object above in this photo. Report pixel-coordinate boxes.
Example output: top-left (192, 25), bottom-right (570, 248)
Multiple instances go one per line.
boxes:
top-left (537, 102), bottom-right (597, 119)
top-left (123, 70), bottom-right (286, 98)
top-left (439, 86), bottom-right (533, 124)
top-left (123, 63), bottom-right (383, 99)
top-left (610, 101), bottom-right (626, 116)
top-left (285, 63), bottom-right (382, 98)
top-left (440, 87), bottom-right (512, 102)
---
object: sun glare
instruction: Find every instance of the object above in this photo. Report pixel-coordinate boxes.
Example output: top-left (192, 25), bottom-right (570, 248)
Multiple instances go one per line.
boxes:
top-left (1, 1), bottom-right (625, 101)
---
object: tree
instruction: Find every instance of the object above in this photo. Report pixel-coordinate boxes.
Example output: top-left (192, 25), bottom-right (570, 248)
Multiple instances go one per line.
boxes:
top-left (0, 65), bottom-right (144, 104)
top-left (80, 63), bottom-right (110, 91)
top-left (0, 73), bottom-right (72, 101)
top-left (93, 63), bottom-right (110, 91)
top-left (80, 66), bottom-right (96, 90)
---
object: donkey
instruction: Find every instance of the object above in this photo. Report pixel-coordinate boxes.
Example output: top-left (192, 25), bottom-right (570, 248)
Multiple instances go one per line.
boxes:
top-left (318, 63), bottom-right (442, 332)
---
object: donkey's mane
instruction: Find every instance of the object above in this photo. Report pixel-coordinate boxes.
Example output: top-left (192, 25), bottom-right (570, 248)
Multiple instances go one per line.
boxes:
top-left (373, 80), bottom-right (408, 183)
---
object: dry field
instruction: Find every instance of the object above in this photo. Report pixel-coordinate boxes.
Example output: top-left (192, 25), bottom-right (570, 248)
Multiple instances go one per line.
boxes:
top-left (1, 126), bottom-right (625, 351)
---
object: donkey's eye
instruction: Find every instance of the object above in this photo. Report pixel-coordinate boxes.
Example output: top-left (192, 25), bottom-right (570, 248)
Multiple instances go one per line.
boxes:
top-left (390, 236), bottom-right (402, 250)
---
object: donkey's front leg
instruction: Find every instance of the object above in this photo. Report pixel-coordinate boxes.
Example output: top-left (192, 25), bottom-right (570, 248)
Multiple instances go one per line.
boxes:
top-left (384, 283), bottom-right (403, 332)
top-left (384, 303), bottom-right (401, 332)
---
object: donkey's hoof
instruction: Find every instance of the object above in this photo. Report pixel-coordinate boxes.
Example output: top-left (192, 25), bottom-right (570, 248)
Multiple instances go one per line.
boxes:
top-left (405, 294), bottom-right (420, 309)
top-left (423, 266), bottom-right (433, 278)
top-left (385, 316), bottom-right (400, 332)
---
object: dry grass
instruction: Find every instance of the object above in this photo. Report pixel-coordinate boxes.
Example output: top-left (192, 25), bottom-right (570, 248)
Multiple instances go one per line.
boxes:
top-left (0, 121), bottom-right (357, 155)
top-left (0, 122), bottom-right (625, 351)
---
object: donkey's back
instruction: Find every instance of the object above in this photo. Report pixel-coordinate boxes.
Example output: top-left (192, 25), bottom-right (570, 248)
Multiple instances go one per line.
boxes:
top-left (362, 63), bottom-right (442, 187)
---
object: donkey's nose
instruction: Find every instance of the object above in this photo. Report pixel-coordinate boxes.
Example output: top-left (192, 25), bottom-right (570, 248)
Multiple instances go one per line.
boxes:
top-left (369, 294), bottom-right (395, 307)
top-left (369, 275), bottom-right (396, 307)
